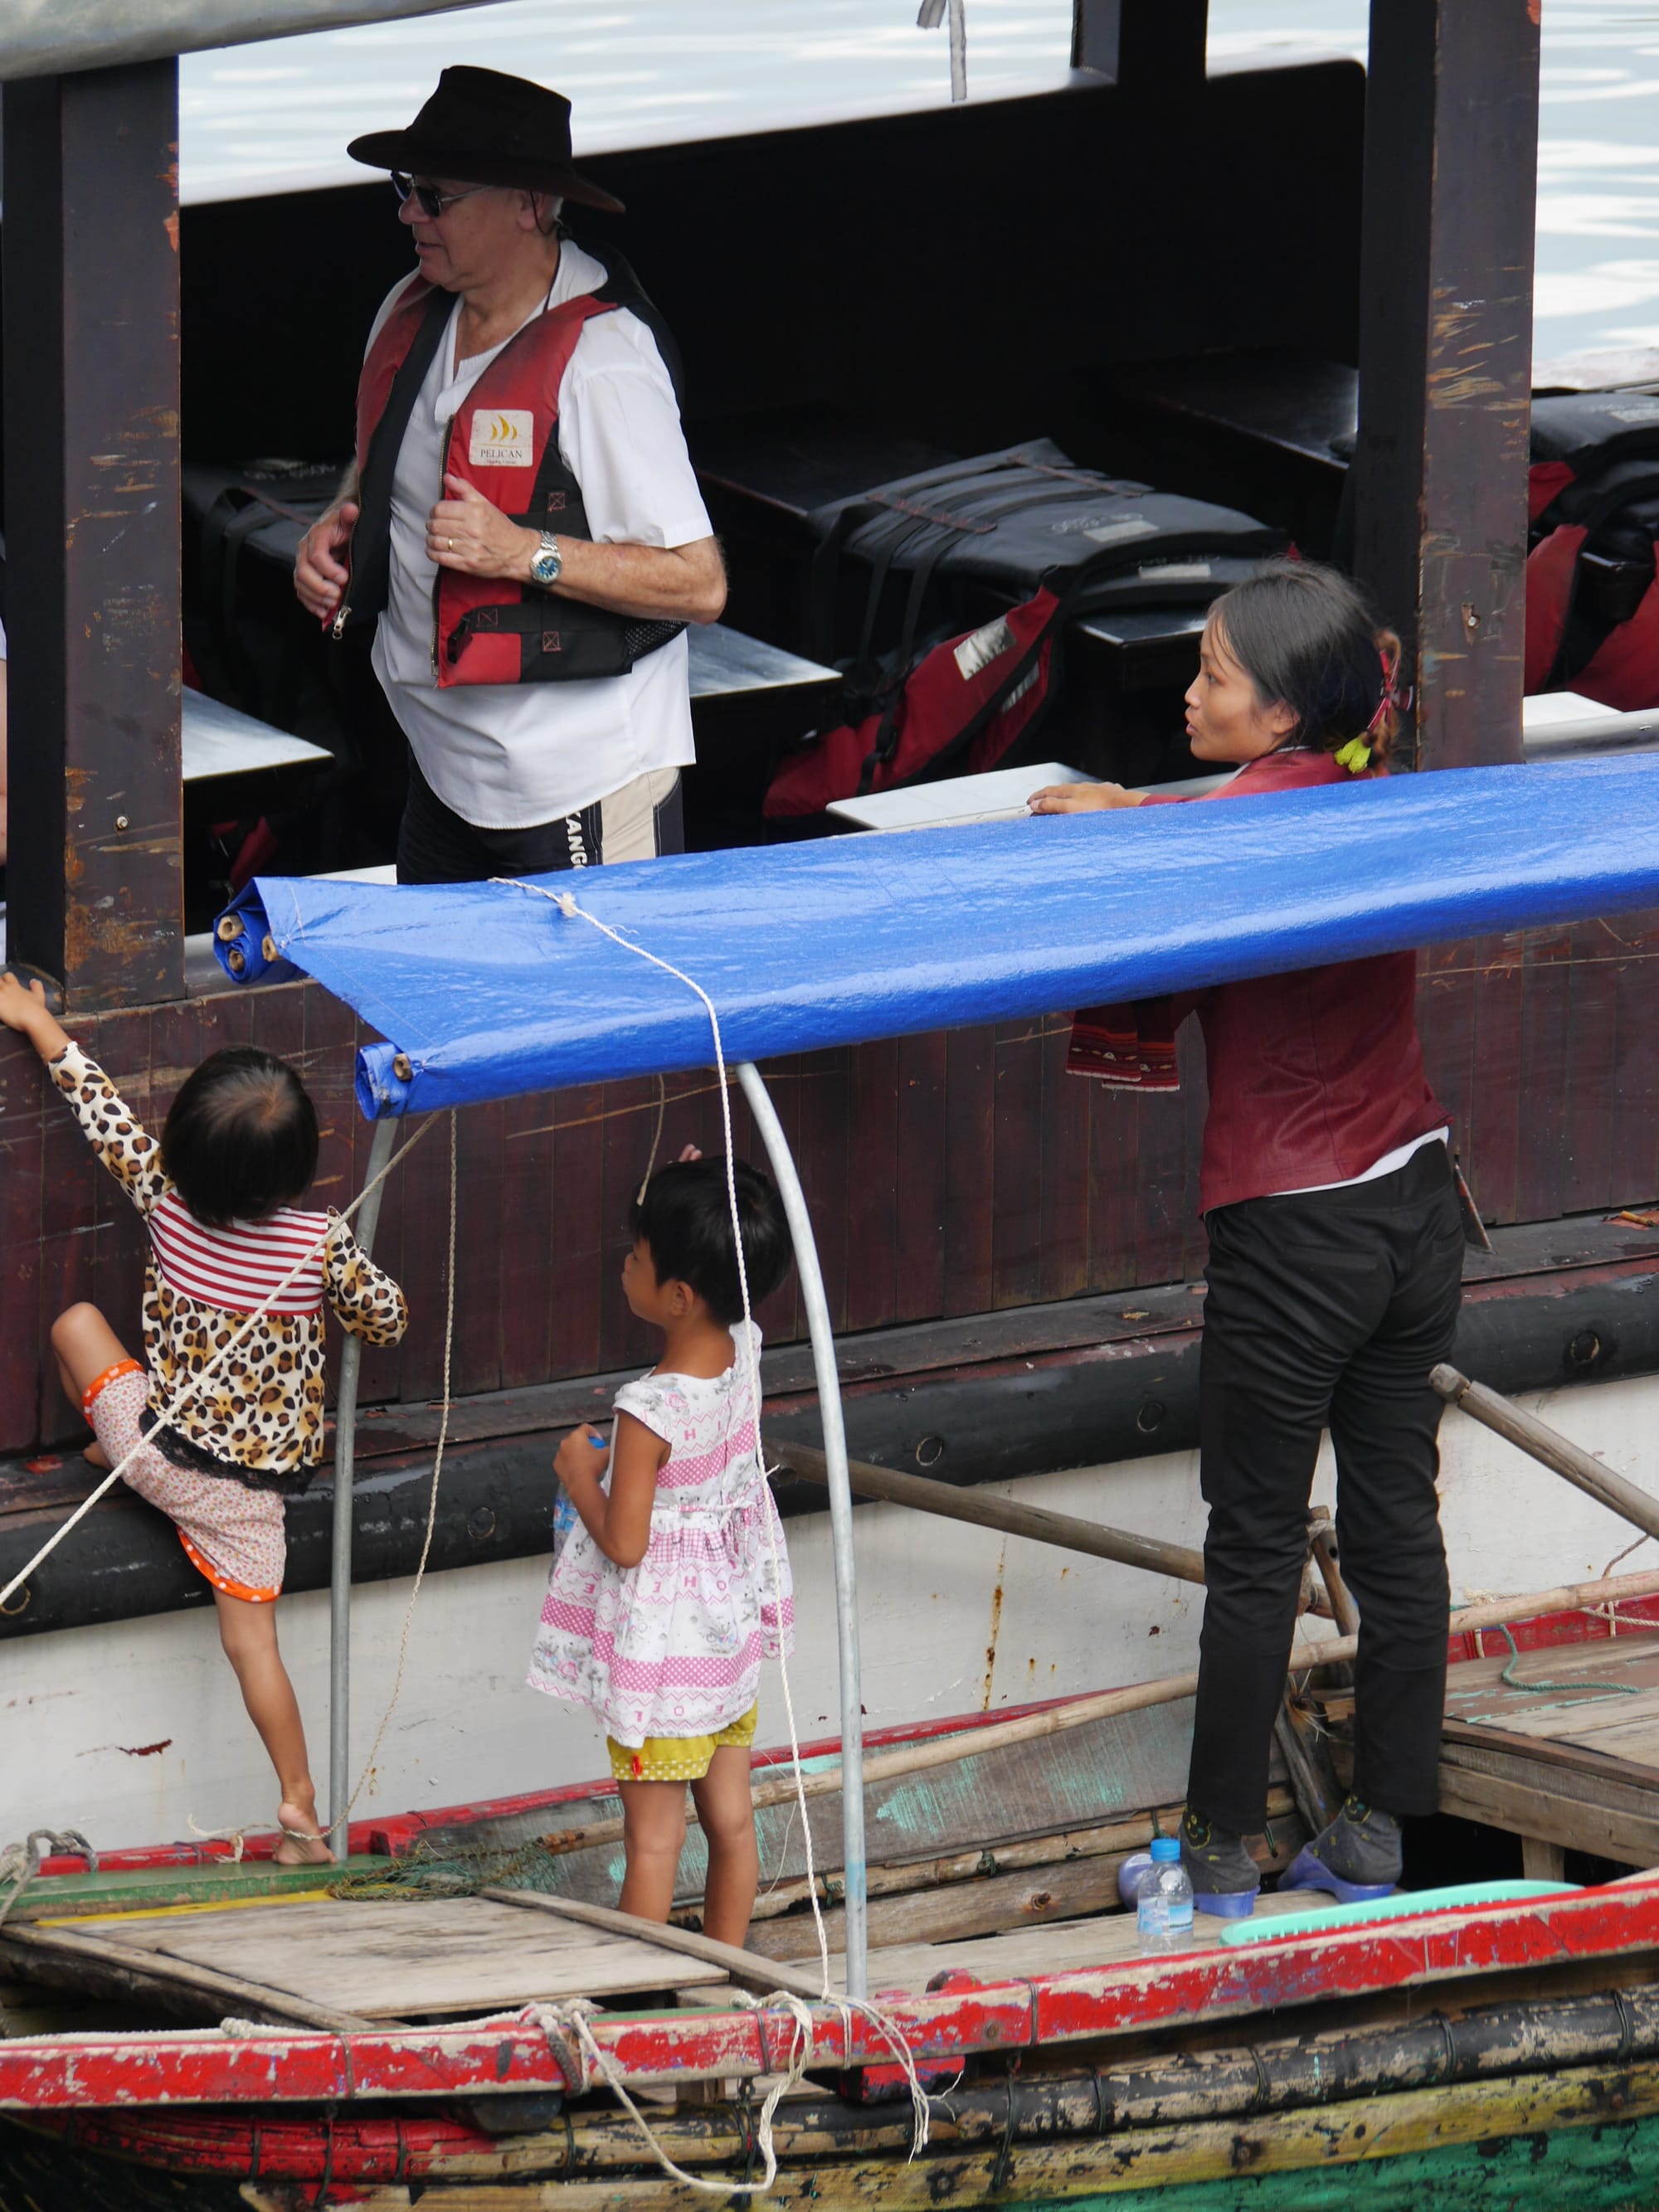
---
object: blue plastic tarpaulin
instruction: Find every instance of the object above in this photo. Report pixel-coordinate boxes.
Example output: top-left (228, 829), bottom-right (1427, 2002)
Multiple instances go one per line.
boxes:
top-left (214, 756), bottom-right (1659, 1119)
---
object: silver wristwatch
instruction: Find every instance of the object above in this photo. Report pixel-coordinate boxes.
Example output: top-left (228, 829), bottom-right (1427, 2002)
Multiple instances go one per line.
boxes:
top-left (529, 531), bottom-right (562, 589)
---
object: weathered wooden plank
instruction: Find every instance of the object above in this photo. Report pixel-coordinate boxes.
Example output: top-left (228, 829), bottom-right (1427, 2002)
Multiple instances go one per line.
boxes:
top-left (1610, 912), bottom-right (1659, 1219)
top-left (1464, 931), bottom-right (1524, 1227)
top-left (1134, 1080), bottom-right (1190, 1289)
top-left (479, 1887), bottom-right (825, 2002)
top-left (1349, 0), bottom-right (1537, 771)
top-left (943, 1025), bottom-right (995, 1318)
top-left (856, 1886), bottom-right (1321, 1992)
top-left (109, 1896), bottom-right (727, 2016)
top-left (546, 1081), bottom-right (605, 1383)
top-left (455, 1097), bottom-right (507, 1400)
top-left (894, 1030), bottom-right (947, 1326)
top-left (1039, 1015), bottom-right (1090, 1305)
top-left (1435, 1761), bottom-right (1659, 1866)
top-left (1562, 920), bottom-right (1621, 1218)
top-left (1418, 943), bottom-right (1476, 1177)
top-left (795, 1048), bottom-right (850, 1331)
top-left (2, 59), bottom-right (184, 1006)
top-left (1515, 928), bottom-right (1574, 1223)
top-left (845, 1038), bottom-right (898, 1334)
top-left (0, 1920), bottom-right (376, 2032)
top-left (238, 2056), bottom-right (1659, 2210)
top-left (1086, 1067), bottom-right (1138, 1294)
top-left (991, 1019), bottom-right (1045, 1310)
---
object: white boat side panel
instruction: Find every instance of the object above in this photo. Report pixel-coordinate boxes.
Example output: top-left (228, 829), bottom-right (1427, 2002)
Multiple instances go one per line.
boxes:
top-left (6, 1373), bottom-right (1654, 1852)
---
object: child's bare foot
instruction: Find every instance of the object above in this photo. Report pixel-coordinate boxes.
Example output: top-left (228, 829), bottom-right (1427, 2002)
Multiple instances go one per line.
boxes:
top-left (275, 1800), bottom-right (334, 1867)
top-left (83, 1442), bottom-right (111, 1471)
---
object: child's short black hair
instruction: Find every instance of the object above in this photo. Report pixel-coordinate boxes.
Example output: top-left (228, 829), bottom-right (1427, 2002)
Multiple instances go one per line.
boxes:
top-left (161, 1048), bottom-right (319, 1228)
top-left (628, 1157), bottom-right (792, 1325)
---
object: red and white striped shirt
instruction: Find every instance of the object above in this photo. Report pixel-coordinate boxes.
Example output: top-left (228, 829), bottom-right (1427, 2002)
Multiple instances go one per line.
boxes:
top-left (148, 1190), bottom-right (328, 1316)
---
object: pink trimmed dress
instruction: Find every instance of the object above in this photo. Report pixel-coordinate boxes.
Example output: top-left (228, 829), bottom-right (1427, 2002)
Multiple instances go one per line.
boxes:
top-left (527, 1323), bottom-right (795, 1748)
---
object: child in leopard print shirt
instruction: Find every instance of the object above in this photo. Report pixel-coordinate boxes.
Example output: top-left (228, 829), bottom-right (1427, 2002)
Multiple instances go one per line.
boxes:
top-left (0, 973), bottom-right (408, 1863)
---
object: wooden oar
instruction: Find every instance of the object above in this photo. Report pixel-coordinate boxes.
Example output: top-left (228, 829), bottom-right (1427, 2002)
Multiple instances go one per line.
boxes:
top-left (537, 1567), bottom-right (1659, 1857)
top-left (1432, 1364), bottom-right (1659, 1541)
top-left (774, 1437), bottom-right (1207, 1586)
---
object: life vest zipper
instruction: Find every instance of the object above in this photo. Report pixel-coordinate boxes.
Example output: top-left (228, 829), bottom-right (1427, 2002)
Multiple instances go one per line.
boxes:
top-left (432, 412), bottom-right (456, 678)
top-left (329, 528), bottom-right (353, 639)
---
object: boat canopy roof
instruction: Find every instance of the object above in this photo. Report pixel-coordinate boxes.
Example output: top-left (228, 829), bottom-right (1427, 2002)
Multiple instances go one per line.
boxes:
top-left (215, 756), bottom-right (1659, 1120)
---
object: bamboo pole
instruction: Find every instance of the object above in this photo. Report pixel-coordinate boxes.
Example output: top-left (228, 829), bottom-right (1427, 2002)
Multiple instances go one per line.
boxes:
top-left (1433, 1364), bottom-right (1659, 1541)
top-left (774, 1438), bottom-right (1207, 1586)
top-left (537, 1567), bottom-right (1659, 1858)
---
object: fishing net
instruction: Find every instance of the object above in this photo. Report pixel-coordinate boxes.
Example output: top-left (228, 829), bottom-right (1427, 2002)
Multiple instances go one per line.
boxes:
top-left (326, 1833), bottom-right (610, 1904)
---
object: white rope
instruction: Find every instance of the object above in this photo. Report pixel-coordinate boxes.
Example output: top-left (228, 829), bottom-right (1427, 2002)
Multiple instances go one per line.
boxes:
top-left (524, 1994), bottom-right (820, 2195)
top-left (185, 1816), bottom-right (250, 1864)
top-left (332, 1110), bottom-right (460, 1837)
top-left (0, 1118), bottom-right (434, 1616)
top-left (492, 878), bottom-right (835, 1996)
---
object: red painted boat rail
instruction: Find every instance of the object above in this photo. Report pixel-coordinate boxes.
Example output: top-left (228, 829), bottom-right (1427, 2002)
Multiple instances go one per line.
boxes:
top-left (7, 1877), bottom-right (1659, 2114)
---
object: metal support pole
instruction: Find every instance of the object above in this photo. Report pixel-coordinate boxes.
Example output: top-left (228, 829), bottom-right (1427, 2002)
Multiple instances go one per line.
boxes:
top-left (329, 1115), bottom-right (400, 1842)
top-left (734, 1062), bottom-right (868, 2001)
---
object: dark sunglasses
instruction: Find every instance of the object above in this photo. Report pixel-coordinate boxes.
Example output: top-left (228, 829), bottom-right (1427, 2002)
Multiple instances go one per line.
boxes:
top-left (391, 173), bottom-right (492, 220)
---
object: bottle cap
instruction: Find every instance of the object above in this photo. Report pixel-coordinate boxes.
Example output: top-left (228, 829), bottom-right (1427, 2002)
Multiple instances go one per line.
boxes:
top-left (1149, 1836), bottom-right (1180, 1862)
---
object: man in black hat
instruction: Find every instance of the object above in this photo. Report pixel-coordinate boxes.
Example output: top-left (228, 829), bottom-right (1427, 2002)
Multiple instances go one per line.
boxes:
top-left (294, 67), bottom-right (723, 881)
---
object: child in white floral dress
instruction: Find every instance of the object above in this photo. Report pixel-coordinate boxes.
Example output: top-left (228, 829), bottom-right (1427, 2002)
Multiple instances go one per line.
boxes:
top-left (528, 1155), bottom-right (794, 1947)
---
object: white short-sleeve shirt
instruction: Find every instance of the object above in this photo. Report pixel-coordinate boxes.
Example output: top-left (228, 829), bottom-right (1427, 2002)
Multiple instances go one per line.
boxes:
top-left (368, 241), bottom-right (712, 829)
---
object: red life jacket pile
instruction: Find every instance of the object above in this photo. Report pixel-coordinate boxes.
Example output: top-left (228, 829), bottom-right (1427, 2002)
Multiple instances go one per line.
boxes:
top-left (1525, 389), bottom-right (1659, 712)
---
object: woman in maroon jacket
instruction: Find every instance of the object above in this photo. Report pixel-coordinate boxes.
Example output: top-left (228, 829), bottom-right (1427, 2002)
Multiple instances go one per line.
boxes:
top-left (1031, 561), bottom-right (1463, 1914)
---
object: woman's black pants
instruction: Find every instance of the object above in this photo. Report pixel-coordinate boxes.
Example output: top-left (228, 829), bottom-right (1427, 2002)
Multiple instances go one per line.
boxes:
top-left (1185, 1141), bottom-right (1465, 1834)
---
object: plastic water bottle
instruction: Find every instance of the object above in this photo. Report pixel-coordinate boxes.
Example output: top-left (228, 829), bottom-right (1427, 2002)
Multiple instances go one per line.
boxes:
top-left (1136, 1835), bottom-right (1194, 1954)
top-left (552, 1432), bottom-right (608, 1559)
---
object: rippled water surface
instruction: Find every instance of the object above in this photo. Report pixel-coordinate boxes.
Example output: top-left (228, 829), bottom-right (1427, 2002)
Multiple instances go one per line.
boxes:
top-left (182, 0), bottom-right (1659, 370)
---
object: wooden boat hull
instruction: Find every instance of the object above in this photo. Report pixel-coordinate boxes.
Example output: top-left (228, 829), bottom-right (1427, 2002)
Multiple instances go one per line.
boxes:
top-left (11, 2020), bottom-right (1659, 2208)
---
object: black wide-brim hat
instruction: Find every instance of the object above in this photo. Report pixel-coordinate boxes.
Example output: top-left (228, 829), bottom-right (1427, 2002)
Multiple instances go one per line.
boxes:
top-left (347, 65), bottom-right (625, 214)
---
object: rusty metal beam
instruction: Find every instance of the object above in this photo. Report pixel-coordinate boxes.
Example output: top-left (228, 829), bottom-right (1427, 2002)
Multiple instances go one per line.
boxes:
top-left (3, 61), bottom-right (184, 1008)
top-left (1348, 0), bottom-right (1540, 771)
top-left (1072, 0), bottom-right (1207, 85)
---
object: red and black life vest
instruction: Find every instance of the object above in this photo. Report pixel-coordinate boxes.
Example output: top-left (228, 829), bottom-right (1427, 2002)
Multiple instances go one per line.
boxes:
top-left (1525, 391), bottom-right (1659, 712)
top-left (335, 248), bottom-right (684, 686)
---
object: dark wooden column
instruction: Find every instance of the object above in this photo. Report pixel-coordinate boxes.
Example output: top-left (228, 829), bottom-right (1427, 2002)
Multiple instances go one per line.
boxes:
top-left (3, 60), bottom-right (183, 1007)
top-left (1073, 0), bottom-right (1207, 85)
top-left (1348, 0), bottom-right (1540, 771)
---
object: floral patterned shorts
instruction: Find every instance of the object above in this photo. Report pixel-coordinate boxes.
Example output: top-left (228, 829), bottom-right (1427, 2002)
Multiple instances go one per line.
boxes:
top-left (84, 1362), bottom-right (286, 1604)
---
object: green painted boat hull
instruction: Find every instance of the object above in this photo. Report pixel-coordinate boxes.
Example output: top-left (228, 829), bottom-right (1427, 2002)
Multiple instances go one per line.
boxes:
top-left (1012, 2113), bottom-right (1659, 2212)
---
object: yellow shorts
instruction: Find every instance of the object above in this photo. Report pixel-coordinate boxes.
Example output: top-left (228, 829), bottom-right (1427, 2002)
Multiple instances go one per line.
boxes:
top-left (607, 1704), bottom-right (758, 1783)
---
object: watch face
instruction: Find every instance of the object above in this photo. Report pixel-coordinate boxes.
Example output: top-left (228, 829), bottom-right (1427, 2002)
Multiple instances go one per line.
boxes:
top-left (533, 550), bottom-right (559, 585)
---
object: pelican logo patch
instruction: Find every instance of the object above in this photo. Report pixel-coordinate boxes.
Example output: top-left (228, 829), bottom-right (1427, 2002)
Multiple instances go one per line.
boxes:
top-left (469, 408), bottom-right (533, 467)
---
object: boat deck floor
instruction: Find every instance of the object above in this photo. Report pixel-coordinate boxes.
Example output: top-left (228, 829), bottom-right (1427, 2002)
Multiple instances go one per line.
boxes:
top-left (1433, 1629), bottom-right (1659, 1869)
top-left (23, 1634), bottom-right (1659, 2033)
top-left (31, 1886), bottom-right (1331, 2025)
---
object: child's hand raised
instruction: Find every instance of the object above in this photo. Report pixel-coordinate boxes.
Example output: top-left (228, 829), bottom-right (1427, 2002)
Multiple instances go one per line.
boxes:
top-left (0, 972), bottom-right (69, 1058)
top-left (555, 1424), bottom-right (611, 1483)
